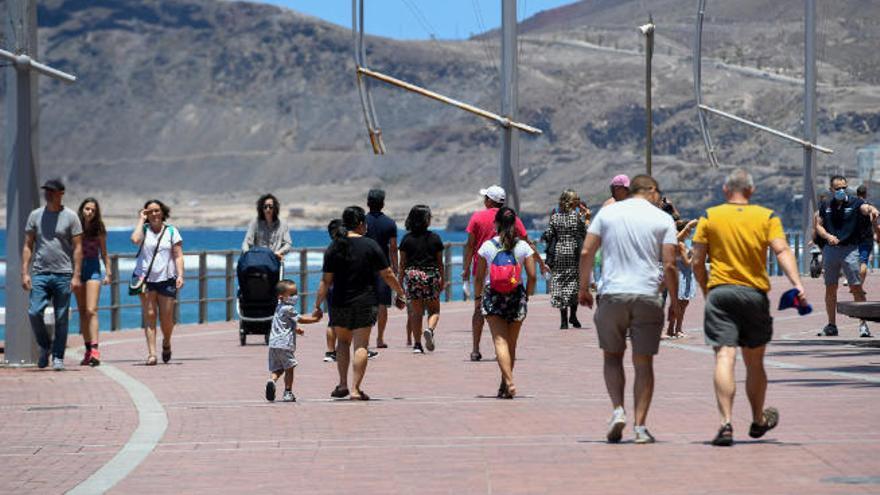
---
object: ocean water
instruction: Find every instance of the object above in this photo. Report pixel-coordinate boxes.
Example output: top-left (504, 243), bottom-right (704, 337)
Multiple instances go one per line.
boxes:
top-left (0, 228), bottom-right (547, 339)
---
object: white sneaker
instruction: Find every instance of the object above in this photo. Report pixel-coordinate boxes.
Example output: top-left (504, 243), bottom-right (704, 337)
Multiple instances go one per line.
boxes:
top-left (282, 390), bottom-right (296, 402)
top-left (860, 321), bottom-right (872, 338)
top-left (607, 408), bottom-right (626, 443)
top-left (52, 357), bottom-right (64, 371)
top-left (634, 426), bottom-right (656, 444)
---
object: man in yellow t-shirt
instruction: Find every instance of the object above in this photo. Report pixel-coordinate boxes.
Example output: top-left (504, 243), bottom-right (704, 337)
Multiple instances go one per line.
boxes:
top-left (692, 168), bottom-right (806, 447)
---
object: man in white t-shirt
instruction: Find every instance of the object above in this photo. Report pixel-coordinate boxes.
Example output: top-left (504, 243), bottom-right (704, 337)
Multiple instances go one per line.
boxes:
top-left (578, 174), bottom-right (679, 444)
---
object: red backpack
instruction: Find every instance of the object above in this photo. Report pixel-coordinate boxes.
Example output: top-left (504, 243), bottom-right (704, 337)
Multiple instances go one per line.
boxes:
top-left (488, 239), bottom-right (522, 293)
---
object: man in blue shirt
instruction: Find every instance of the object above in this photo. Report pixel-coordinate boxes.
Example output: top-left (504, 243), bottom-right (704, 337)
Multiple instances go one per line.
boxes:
top-left (365, 189), bottom-right (399, 348)
top-left (815, 175), bottom-right (879, 338)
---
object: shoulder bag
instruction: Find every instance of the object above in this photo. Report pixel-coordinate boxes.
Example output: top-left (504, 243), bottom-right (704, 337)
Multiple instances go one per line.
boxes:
top-left (129, 225), bottom-right (167, 296)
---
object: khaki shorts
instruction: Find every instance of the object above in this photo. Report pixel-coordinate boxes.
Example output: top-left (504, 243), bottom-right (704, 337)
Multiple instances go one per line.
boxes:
top-left (593, 293), bottom-right (664, 355)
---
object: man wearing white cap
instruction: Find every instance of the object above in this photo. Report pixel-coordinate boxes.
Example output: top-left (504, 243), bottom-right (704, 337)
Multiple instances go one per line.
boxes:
top-left (462, 185), bottom-right (544, 361)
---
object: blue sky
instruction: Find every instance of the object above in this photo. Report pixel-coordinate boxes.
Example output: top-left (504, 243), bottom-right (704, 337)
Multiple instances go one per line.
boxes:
top-left (255, 1), bottom-right (577, 40)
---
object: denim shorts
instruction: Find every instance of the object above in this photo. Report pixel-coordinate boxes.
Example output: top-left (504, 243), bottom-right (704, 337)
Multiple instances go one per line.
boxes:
top-left (822, 245), bottom-right (861, 286)
top-left (145, 278), bottom-right (178, 298)
top-left (81, 257), bottom-right (103, 282)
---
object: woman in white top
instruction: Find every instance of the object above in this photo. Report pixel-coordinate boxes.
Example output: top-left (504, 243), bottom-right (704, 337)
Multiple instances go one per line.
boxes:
top-left (474, 207), bottom-right (537, 399)
top-left (131, 199), bottom-right (184, 366)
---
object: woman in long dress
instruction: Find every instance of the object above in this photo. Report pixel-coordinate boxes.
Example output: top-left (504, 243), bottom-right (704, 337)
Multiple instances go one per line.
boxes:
top-left (544, 189), bottom-right (588, 329)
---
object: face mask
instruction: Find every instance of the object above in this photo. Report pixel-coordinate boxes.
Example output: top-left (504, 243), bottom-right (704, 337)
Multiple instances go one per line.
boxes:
top-left (283, 295), bottom-right (298, 306)
top-left (833, 189), bottom-right (847, 202)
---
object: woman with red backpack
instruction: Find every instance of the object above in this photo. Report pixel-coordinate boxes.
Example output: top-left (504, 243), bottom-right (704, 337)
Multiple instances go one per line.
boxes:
top-left (474, 207), bottom-right (537, 399)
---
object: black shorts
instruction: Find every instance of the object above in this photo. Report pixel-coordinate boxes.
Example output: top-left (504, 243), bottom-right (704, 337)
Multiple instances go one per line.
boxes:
top-left (145, 278), bottom-right (178, 299)
top-left (704, 285), bottom-right (772, 348)
top-left (375, 277), bottom-right (392, 306)
top-left (329, 304), bottom-right (378, 330)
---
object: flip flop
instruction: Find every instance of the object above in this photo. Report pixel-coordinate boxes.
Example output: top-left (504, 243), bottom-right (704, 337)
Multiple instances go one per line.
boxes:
top-left (145, 355), bottom-right (157, 366)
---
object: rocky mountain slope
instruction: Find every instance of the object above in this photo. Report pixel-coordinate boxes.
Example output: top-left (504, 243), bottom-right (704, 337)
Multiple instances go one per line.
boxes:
top-left (1, 0), bottom-right (878, 228)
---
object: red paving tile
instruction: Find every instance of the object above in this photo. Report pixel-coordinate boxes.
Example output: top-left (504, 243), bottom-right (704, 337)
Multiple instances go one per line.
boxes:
top-left (1, 277), bottom-right (879, 494)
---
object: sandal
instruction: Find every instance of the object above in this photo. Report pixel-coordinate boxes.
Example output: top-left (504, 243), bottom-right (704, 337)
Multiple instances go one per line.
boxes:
top-left (330, 386), bottom-right (350, 399)
top-left (497, 380), bottom-right (508, 399)
top-left (749, 407), bottom-right (779, 438)
top-left (711, 423), bottom-right (734, 446)
top-left (145, 355), bottom-right (158, 366)
top-left (161, 343), bottom-right (172, 364)
top-left (376, 342), bottom-right (388, 349)
top-left (503, 384), bottom-right (516, 399)
top-left (350, 389), bottom-right (371, 401)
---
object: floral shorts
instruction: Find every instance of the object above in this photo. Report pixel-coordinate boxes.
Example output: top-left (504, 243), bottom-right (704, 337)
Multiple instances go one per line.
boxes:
top-left (481, 285), bottom-right (528, 322)
top-left (404, 266), bottom-right (442, 301)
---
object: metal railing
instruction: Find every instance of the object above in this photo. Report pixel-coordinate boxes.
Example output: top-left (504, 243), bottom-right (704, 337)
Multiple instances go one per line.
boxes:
top-left (0, 233), bottom-right (846, 332)
top-left (0, 242), bottom-right (488, 331)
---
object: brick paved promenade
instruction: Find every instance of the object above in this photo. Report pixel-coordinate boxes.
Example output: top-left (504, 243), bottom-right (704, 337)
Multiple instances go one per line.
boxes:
top-left (1, 277), bottom-right (878, 494)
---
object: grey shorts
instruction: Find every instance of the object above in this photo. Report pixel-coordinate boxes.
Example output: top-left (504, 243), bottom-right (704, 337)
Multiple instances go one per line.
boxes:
top-left (823, 244), bottom-right (861, 286)
top-left (593, 293), bottom-right (664, 355)
top-left (704, 285), bottom-right (772, 348)
top-left (268, 347), bottom-right (297, 373)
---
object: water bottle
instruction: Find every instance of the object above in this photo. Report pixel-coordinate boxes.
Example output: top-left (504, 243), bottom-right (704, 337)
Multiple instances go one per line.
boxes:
top-left (462, 281), bottom-right (471, 300)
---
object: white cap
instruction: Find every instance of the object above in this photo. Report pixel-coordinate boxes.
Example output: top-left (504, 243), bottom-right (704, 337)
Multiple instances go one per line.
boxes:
top-left (479, 185), bottom-right (506, 204)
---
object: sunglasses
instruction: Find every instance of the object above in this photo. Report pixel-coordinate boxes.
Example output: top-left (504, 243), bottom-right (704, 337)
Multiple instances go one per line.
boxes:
top-left (262, 204), bottom-right (276, 210)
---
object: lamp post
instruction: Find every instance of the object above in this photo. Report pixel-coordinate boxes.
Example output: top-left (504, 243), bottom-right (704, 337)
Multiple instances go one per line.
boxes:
top-left (3, 0), bottom-right (77, 366)
top-left (640, 19), bottom-right (655, 176)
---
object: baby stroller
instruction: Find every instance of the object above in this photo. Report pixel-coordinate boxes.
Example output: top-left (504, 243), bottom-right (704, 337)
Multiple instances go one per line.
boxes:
top-left (236, 247), bottom-right (282, 345)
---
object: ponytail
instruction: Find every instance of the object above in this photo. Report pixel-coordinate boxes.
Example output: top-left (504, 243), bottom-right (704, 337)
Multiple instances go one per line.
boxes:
top-left (328, 206), bottom-right (366, 260)
top-left (495, 206), bottom-right (520, 251)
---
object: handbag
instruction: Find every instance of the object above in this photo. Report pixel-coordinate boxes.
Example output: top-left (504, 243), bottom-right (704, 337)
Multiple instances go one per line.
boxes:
top-left (129, 226), bottom-right (167, 296)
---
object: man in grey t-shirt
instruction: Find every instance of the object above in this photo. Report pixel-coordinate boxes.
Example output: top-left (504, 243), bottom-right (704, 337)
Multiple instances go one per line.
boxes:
top-left (21, 179), bottom-right (83, 370)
